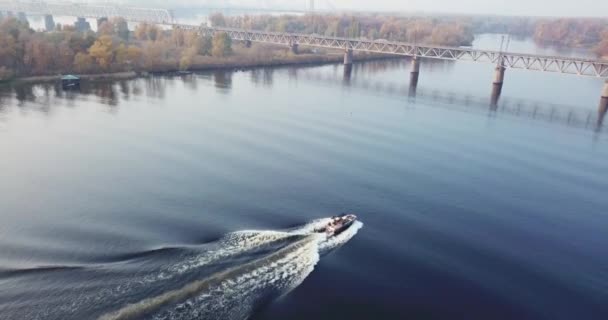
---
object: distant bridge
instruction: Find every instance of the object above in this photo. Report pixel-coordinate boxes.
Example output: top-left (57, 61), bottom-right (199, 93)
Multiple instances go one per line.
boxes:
top-left (176, 25), bottom-right (608, 78)
top-left (2, 0), bottom-right (608, 112)
top-left (0, 1), bottom-right (173, 24)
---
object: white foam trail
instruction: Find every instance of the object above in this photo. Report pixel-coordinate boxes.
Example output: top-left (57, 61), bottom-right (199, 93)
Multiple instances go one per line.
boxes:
top-left (99, 234), bottom-right (323, 320)
top-left (99, 218), bottom-right (363, 320)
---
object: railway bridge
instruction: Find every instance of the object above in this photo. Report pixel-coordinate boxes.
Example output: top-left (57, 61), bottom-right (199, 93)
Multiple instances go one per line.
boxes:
top-left (1, 0), bottom-right (607, 115)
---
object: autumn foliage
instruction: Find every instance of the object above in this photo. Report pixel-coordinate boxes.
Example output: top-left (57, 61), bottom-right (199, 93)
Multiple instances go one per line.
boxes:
top-left (214, 13), bottom-right (475, 46)
top-left (0, 17), bottom-right (233, 81)
top-left (533, 19), bottom-right (608, 57)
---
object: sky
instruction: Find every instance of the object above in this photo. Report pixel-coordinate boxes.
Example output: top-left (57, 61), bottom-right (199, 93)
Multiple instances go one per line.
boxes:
top-left (115, 0), bottom-right (608, 17)
top-left (327, 0), bottom-right (608, 17)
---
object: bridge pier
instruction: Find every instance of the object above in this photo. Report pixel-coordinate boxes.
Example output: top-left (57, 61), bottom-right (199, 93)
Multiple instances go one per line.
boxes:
top-left (343, 66), bottom-right (352, 84)
top-left (598, 81), bottom-right (608, 128)
top-left (44, 14), bottom-right (55, 31)
top-left (290, 43), bottom-right (299, 54)
top-left (409, 57), bottom-right (420, 97)
top-left (344, 49), bottom-right (353, 65)
top-left (491, 66), bottom-right (506, 108)
top-left (343, 49), bottom-right (353, 76)
top-left (244, 40), bottom-right (252, 48)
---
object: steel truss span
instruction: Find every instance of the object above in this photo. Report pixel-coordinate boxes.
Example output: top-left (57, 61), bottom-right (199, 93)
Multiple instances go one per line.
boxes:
top-left (175, 25), bottom-right (608, 78)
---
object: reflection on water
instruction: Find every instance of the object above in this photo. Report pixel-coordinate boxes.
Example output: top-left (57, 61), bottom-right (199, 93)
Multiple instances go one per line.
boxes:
top-left (1, 56), bottom-right (608, 320)
top-left (214, 71), bottom-right (233, 92)
top-left (1, 61), bottom-right (604, 132)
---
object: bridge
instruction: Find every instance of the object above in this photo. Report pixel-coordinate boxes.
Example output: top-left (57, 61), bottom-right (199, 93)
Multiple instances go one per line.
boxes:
top-left (0, 1), bottom-right (173, 24)
top-left (1, 0), bottom-right (608, 113)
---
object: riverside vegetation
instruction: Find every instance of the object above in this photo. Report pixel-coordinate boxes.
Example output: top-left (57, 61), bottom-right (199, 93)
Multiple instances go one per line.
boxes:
top-left (212, 13), bottom-right (608, 58)
top-left (0, 14), bottom-right (478, 81)
top-left (1, 13), bottom-right (607, 82)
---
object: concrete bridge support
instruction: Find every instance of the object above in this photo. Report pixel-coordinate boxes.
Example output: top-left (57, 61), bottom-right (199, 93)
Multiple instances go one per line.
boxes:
top-left (44, 14), bottom-right (55, 31)
top-left (598, 80), bottom-right (608, 128)
top-left (344, 49), bottom-right (353, 76)
top-left (244, 40), bottom-right (252, 48)
top-left (343, 66), bottom-right (352, 84)
top-left (409, 57), bottom-right (420, 97)
top-left (290, 43), bottom-right (299, 54)
top-left (491, 66), bottom-right (506, 108)
top-left (344, 49), bottom-right (353, 65)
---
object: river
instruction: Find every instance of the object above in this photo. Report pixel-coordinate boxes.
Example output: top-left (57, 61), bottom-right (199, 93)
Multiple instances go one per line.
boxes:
top-left (0, 36), bottom-right (607, 320)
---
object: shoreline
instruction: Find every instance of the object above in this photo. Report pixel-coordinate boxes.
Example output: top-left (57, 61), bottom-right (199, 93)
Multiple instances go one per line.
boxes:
top-left (4, 53), bottom-right (397, 86)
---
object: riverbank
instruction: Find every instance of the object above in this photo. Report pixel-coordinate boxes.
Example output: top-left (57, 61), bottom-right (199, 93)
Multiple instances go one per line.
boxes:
top-left (6, 50), bottom-right (395, 85)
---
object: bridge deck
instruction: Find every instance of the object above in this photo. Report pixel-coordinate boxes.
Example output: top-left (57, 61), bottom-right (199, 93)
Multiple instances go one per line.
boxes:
top-left (176, 25), bottom-right (608, 78)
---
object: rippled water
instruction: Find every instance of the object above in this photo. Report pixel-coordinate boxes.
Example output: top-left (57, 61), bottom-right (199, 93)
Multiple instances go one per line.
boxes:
top-left (1, 37), bottom-right (608, 319)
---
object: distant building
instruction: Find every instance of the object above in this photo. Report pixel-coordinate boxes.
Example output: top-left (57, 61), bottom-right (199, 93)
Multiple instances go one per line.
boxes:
top-left (44, 15), bottom-right (55, 31)
top-left (75, 17), bottom-right (91, 32)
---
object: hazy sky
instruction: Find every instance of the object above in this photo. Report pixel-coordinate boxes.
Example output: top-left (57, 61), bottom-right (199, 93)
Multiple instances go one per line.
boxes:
top-left (117, 0), bottom-right (608, 17)
top-left (318, 0), bottom-right (607, 17)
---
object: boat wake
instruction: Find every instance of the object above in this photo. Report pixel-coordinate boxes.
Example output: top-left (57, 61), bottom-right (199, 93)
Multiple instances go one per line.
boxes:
top-left (0, 216), bottom-right (363, 320)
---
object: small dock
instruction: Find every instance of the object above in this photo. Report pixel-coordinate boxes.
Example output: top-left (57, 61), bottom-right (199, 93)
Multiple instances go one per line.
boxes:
top-left (61, 75), bottom-right (80, 90)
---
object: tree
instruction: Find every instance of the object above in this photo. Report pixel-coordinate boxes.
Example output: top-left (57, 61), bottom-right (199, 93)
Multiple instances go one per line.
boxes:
top-left (212, 32), bottom-right (232, 57)
top-left (114, 43), bottom-right (129, 66)
top-left (88, 35), bottom-right (114, 69)
top-left (171, 27), bottom-right (185, 47)
top-left (325, 20), bottom-right (340, 37)
top-left (113, 18), bottom-right (129, 41)
top-left (68, 33), bottom-right (95, 53)
top-left (0, 32), bottom-right (17, 70)
top-left (0, 66), bottom-right (13, 81)
top-left (147, 25), bottom-right (160, 41)
top-left (367, 27), bottom-right (379, 40)
top-left (134, 23), bottom-right (149, 40)
top-left (97, 21), bottom-right (114, 36)
top-left (198, 35), bottom-right (213, 56)
top-left (347, 18), bottom-right (361, 38)
top-left (210, 13), bottom-right (226, 27)
top-left (73, 52), bottom-right (94, 73)
top-left (142, 41), bottom-right (166, 70)
top-left (23, 35), bottom-right (55, 74)
top-left (126, 45), bottom-right (143, 68)
top-left (56, 40), bottom-right (75, 71)
top-left (179, 47), bottom-right (197, 70)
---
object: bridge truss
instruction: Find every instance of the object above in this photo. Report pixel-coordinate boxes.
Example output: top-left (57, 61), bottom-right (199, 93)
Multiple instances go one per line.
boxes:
top-left (175, 25), bottom-right (608, 78)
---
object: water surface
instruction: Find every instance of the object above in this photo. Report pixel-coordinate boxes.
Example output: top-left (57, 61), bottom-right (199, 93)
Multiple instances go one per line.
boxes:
top-left (1, 39), bottom-right (607, 320)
